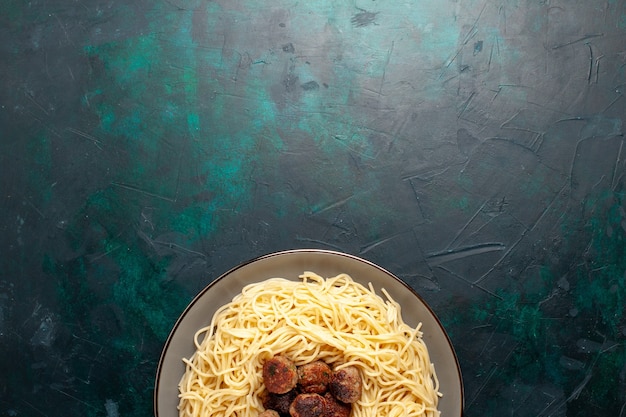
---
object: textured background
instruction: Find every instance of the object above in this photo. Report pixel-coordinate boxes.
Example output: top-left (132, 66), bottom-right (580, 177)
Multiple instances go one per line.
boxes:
top-left (1, 0), bottom-right (626, 416)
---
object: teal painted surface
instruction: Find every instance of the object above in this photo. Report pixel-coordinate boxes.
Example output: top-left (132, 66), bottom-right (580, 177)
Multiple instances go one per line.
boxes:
top-left (444, 190), bottom-right (626, 415)
top-left (1, 0), bottom-right (626, 416)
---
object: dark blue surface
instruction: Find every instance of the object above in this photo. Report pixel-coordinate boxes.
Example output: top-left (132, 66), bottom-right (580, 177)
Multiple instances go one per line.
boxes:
top-left (1, 1), bottom-right (626, 416)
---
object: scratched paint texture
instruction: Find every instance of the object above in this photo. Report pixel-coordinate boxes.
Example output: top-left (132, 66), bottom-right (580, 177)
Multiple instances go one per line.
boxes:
top-left (1, 0), bottom-right (626, 416)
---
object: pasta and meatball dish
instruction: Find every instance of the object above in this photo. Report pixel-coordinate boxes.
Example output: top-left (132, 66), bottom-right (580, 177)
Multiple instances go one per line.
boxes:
top-left (178, 272), bottom-right (441, 417)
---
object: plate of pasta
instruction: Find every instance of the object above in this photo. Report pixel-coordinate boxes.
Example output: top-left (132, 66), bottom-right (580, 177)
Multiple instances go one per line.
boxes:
top-left (154, 249), bottom-right (463, 417)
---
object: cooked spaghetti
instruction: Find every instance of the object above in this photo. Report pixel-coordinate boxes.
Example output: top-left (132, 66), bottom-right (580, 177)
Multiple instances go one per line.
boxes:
top-left (178, 272), bottom-right (441, 417)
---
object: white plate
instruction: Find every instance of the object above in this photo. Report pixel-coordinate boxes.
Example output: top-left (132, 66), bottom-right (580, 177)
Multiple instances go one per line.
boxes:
top-left (154, 249), bottom-right (464, 416)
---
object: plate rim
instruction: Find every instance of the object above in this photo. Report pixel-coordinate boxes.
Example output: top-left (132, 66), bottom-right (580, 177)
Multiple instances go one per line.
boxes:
top-left (153, 248), bottom-right (464, 416)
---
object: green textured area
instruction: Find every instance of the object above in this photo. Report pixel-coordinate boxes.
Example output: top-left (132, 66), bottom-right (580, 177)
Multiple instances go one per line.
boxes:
top-left (44, 188), bottom-right (190, 415)
top-left (441, 190), bottom-right (626, 415)
top-left (76, 3), bottom-right (430, 247)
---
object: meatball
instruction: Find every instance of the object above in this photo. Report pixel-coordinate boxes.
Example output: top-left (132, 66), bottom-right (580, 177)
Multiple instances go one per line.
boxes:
top-left (263, 355), bottom-right (299, 394)
top-left (329, 366), bottom-right (362, 404)
top-left (298, 361), bottom-right (332, 394)
top-left (289, 393), bottom-right (326, 417)
top-left (259, 411), bottom-right (281, 417)
top-left (261, 390), bottom-right (298, 416)
top-left (324, 392), bottom-right (352, 417)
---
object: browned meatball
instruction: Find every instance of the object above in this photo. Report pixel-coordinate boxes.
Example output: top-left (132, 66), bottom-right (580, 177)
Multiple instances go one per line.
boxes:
top-left (329, 366), bottom-right (362, 404)
top-left (298, 361), bottom-right (332, 394)
top-left (289, 393), bottom-right (326, 417)
top-left (259, 410), bottom-right (281, 417)
top-left (324, 392), bottom-right (352, 417)
top-left (261, 390), bottom-right (298, 416)
top-left (263, 355), bottom-right (299, 394)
